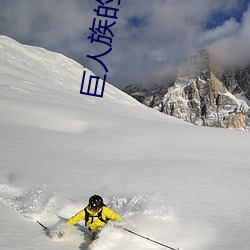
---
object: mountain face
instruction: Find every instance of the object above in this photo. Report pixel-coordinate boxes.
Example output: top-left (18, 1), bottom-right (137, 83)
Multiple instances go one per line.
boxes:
top-left (123, 49), bottom-right (250, 130)
top-left (217, 66), bottom-right (250, 100)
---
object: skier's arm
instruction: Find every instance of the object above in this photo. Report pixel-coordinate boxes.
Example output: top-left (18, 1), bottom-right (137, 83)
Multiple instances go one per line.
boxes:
top-left (67, 209), bottom-right (85, 225)
top-left (104, 207), bottom-right (122, 222)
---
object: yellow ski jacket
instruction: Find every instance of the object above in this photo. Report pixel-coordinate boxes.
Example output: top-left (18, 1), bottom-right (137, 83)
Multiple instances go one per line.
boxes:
top-left (67, 206), bottom-right (121, 233)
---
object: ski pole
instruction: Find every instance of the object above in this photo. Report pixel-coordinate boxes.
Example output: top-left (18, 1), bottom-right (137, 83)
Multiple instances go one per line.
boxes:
top-left (37, 220), bottom-right (48, 231)
top-left (122, 227), bottom-right (180, 250)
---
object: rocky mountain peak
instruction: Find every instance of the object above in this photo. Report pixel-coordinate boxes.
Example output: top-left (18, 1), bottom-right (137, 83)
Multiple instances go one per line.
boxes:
top-left (123, 49), bottom-right (250, 130)
top-left (177, 49), bottom-right (210, 78)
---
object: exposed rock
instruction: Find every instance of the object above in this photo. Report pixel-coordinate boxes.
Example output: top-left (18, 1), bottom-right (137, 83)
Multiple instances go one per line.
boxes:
top-left (217, 66), bottom-right (250, 99)
top-left (122, 84), bottom-right (147, 103)
top-left (123, 84), bottom-right (147, 95)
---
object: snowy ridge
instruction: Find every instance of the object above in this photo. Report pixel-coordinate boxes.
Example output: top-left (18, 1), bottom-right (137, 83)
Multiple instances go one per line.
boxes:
top-left (0, 35), bottom-right (146, 108)
top-left (1, 36), bottom-right (250, 250)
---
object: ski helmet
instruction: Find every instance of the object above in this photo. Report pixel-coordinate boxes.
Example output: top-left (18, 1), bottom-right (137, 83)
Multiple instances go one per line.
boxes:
top-left (89, 195), bottom-right (104, 210)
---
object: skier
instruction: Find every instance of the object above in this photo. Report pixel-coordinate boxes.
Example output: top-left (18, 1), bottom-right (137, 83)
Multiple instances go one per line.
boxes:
top-left (66, 194), bottom-right (122, 239)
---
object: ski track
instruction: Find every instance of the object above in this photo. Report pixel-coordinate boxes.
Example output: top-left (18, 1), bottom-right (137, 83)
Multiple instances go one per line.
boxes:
top-left (0, 181), bottom-right (212, 250)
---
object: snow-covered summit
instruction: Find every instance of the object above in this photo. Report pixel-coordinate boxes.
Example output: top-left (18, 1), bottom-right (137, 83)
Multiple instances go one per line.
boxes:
top-left (124, 49), bottom-right (250, 129)
top-left (162, 49), bottom-right (250, 129)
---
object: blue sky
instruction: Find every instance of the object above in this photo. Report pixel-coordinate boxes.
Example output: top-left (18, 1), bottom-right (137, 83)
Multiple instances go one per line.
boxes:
top-left (206, 0), bottom-right (249, 29)
top-left (0, 0), bottom-right (249, 89)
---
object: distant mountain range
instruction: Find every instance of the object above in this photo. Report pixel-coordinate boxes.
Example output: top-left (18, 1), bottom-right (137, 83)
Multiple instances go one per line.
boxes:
top-left (123, 49), bottom-right (250, 130)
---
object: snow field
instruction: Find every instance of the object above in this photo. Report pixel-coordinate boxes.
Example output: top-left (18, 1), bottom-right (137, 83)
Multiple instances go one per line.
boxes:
top-left (0, 36), bottom-right (250, 250)
top-left (0, 177), bottom-right (214, 250)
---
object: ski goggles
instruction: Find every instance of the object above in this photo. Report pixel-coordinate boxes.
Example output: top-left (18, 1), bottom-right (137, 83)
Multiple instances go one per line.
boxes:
top-left (89, 205), bottom-right (101, 212)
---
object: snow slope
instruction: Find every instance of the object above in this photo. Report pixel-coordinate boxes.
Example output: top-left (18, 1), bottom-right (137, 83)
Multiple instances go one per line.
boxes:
top-left (0, 35), bottom-right (250, 250)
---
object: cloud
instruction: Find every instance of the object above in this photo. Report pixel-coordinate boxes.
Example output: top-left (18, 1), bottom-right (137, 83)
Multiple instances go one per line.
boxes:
top-left (200, 18), bottom-right (240, 45)
top-left (111, 0), bottom-right (249, 87)
top-left (209, 4), bottom-right (250, 68)
top-left (0, 0), bottom-right (95, 59)
top-left (0, 0), bottom-right (249, 89)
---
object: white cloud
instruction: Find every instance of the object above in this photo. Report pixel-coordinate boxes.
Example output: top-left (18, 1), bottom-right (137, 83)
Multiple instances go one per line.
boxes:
top-left (209, 5), bottom-right (250, 68)
top-left (0, 0), bottom-right (249, 88)
top-left (200, 17), bottom-right (240, 45)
